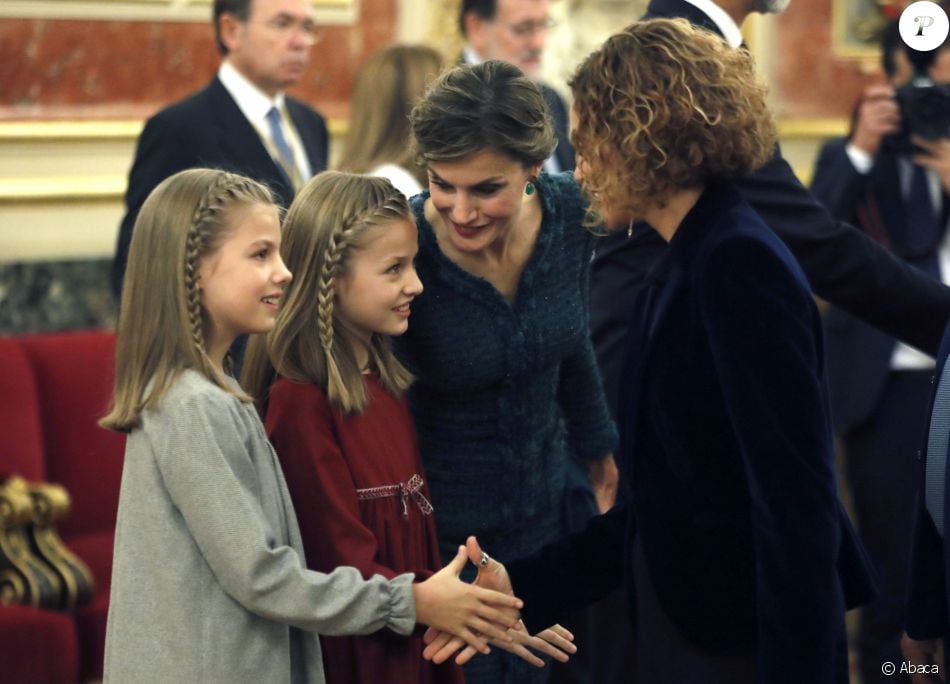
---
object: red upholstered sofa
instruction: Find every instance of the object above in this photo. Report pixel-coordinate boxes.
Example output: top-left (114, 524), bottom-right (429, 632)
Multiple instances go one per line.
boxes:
top-left (0, 330), bottom-right (124, 682)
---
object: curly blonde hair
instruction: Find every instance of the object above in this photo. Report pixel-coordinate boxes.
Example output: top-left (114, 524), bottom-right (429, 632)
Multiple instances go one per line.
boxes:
top-left (338, 44), bottom-right (444, 186)
top-left (569, 18), bottom-right (777, 225)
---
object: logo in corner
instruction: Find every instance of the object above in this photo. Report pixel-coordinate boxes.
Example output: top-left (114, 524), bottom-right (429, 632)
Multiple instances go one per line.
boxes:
top-left (899, 1), bottom-right (950, 52)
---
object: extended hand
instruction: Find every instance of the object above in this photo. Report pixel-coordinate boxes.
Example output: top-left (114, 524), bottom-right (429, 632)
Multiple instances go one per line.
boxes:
top-left (413, 544), bottom-right (521, 655)
top-left (851, 84), bottom-right (899, 156)
top-left (900, 632), bottom-right (944, 683)
top-left (422, 537), bottom-right (576, 667)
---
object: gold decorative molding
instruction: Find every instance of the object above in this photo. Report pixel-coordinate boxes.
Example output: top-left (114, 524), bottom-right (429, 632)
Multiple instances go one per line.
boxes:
top-left (0, 177), bottom-right (125, 204)
top-left (0, 0), bottom-right (357, 24)
top-left (0, 121), bottom-right (143, 143)
top-left (0, 117), bottom-right (350, 205)
top-left (0, 117), bottom-right (347, 142)
top-left (832, 0), bottom-right (884, 60)
top-left (777, 118), bottom-right (850, 140)
top-left (427, 0), bottom-right (463, 61)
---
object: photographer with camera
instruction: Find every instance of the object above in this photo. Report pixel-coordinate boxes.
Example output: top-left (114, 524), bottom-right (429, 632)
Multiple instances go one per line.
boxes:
top-left (811, 17), bottom-right (950, 684)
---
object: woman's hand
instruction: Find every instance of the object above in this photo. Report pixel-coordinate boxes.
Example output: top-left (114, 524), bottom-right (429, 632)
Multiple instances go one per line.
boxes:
top-left (413, 544), bottom-right (521, 655)
top-left (589, 454), bottom-right (619, 513)
top-left (422, 536), bottom-right (576, 667)
top-left (900, 632), bottom-right (944, 683)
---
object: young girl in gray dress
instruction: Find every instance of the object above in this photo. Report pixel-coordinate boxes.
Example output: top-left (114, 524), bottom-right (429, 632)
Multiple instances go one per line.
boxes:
top-left (99, 168), bottom-right (522, 683)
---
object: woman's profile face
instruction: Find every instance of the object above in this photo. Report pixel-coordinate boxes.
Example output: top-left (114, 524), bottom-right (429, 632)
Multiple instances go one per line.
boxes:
top-left (427, 149), bottom-right (540, 254)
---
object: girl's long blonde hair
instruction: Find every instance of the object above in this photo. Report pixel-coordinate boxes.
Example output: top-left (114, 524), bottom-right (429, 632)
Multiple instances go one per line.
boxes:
top-left (101, 168), bottom-right (275, 433)
top-left (337, 44), bottom-right (443, 187)
top-left (242, 171), bottom-right (414, 415)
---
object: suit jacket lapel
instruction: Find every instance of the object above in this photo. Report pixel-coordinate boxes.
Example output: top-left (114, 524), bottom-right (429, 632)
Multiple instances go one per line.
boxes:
top-left (206, 77), bottom-right (294, 203)
top-left (869, 151), bottom-right (908, 247)
top-left (643, 0), bottom-right (725, 37)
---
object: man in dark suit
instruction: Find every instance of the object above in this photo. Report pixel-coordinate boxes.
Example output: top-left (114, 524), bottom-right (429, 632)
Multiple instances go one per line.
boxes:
top-left (811, 22), bottom-right (950, 682)
top-left (459, 0), bottom-right (574, 173)
top-left (590, 0), bottom-right (950, 417)
top-left (112, 0), bottom-right (329, 300)
top-left (903, 319), bottom-right (950, 681)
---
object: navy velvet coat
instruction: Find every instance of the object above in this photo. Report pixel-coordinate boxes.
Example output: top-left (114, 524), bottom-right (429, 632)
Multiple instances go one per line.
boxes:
top-left (509, 182), bottom-right (877, 684)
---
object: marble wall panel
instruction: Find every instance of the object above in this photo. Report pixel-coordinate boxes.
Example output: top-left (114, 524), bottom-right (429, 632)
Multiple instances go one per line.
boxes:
top-left (0, 0), bottom-right (396, 121)
top-left (770, 0), bottom-right (879, 119)
top-left (0, 0), bottom-right (395, 333)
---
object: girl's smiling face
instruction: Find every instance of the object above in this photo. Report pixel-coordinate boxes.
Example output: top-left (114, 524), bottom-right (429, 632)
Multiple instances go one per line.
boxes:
top-left (334, 218), bottom-right (423, 348)
top-left (198, 202), bottom-right (291, 361)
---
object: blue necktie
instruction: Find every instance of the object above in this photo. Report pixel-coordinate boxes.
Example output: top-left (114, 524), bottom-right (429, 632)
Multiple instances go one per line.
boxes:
top-left (926, 360), bottom-right (950, 537)
top-left (906, 164), bottom-right (940, 278)
top-left (265, 106), bottom-right (297, 186)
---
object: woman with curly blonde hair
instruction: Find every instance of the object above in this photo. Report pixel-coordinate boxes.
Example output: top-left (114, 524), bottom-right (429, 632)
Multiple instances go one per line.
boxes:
top-left (426, 18), bottom-right (876, 684)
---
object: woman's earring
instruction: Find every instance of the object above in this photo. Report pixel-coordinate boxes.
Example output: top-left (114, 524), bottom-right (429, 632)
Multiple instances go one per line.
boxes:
top-left (525, 180), bottom-right (535, 196)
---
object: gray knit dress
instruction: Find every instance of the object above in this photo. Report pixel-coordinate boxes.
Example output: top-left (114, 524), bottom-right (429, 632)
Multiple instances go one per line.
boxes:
top-left (104, 370), bottom-right (416, 683)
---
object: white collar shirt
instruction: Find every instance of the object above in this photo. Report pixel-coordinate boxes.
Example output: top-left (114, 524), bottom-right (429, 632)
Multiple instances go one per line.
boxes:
top-left (682, 0), bottom-right (744, 48)
top-left (218, 61), bottom-right (312, 181)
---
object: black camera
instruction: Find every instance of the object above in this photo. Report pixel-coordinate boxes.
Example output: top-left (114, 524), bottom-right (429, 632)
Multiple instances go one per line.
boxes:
top-left (892, 73), bottom-right (950, 152)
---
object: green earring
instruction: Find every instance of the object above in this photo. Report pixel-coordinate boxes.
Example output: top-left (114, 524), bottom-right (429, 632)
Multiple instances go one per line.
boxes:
top-left (525, 181), bottom-right (535, 196)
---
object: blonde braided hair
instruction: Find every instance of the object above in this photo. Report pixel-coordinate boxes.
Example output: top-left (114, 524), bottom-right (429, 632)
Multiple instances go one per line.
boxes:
top-left (242, 171), bottom-right (415, 415)
top-left (183, 172), bottom-right (232, 360)
top-left (101, 169), bottom-right (276, 432)
top-left (316, 215), bottom-right (367, 398)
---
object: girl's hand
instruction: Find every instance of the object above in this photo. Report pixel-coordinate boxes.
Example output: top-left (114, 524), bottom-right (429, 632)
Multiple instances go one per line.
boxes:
top-left (424, 621), bottom-right (576, 667)
top-left (413, 545), bottom-right (521, 655)
top-left (422, 536), bottom-right (576, 667)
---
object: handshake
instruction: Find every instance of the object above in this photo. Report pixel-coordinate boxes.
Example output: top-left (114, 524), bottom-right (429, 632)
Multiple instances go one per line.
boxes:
top-left (412, 536), bottom-right (576, 669)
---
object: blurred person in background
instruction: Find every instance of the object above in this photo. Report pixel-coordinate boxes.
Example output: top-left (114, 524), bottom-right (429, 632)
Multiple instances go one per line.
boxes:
top-left (113, 0), bottom-right (329, 305)
top-left (458, 0), bottom-right (574, 174)
top-left (811, 19), bottom-right (950, 684)
top-left (338, 44), bottom-right (443, 198)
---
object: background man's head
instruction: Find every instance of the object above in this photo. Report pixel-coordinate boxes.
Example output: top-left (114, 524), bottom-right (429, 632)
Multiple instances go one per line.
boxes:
top-left (214, 0), bottom-right (317, 96)
top-left (882, 17), bottom-right (950, 86)
top-left (460, 0), bottom-right (552, 79)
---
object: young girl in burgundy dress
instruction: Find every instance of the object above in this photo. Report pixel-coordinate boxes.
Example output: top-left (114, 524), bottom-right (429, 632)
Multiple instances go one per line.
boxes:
top-left (242, 172), bottom-right (573, 683)
top-left (102, 169), bottom-right (524, 684)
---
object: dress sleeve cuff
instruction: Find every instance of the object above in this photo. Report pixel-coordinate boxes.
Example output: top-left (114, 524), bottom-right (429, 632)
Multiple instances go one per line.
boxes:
top-left (577, 425), bottom-right (619, 462)
top-left (386, 572), bottom-right (417, 635)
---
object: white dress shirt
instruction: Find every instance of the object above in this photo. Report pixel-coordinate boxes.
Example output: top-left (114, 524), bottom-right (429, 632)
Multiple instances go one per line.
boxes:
top-left (683, 0), bottom-right (744, 48)
top-left (845, 144), bottom-right (946, 367)
top-left (218, 61), bottom-right (312, 182)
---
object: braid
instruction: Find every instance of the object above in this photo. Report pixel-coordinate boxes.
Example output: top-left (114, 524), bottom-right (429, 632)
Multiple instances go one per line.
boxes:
top-left (182, 171), bottom-right (245, 359)
top-left (317, 218), bottom-right (365, 357)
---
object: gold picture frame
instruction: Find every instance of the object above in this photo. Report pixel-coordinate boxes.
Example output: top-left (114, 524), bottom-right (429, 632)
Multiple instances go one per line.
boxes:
top-left (832, 0), bottom-right (888, 59)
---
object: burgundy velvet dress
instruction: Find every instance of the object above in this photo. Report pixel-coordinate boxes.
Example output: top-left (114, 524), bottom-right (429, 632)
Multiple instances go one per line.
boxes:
top-left (265, 374), bottom-right (465, 684)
